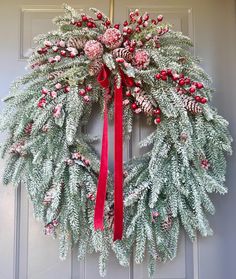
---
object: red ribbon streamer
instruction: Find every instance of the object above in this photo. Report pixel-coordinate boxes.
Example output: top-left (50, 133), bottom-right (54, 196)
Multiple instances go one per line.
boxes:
top-left (114, 83), bottom-right (123, 240)
top-left (94, 65), bottom-right (134, 240)
top-left (94, 65), bottom-right (110, 231)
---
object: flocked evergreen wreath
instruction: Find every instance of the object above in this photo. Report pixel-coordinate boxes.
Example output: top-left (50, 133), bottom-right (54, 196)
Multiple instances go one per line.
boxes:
top-left (0, 4), bottom-right (232, 276)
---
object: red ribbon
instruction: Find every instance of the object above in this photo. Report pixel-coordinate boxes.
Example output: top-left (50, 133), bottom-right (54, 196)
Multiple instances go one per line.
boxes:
top-left (94, 65), bottom-right (134, 240)
top-left (114, 82), bottom-right (123, 240)
top-left (94, 65), bottom-right (110, 231)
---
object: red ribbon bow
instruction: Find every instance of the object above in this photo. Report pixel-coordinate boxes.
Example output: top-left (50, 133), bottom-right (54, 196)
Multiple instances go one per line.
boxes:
top-left (94, 65), bottom-right (134, 241)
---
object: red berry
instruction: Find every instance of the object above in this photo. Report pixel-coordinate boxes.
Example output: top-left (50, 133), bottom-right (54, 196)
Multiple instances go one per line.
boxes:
top-left (52, 46), bottom-right (59, 52)
top-left (134, 87), bottom-right (141, 94)
top-left (153, 108), bottom-right (161, 115)
top-left (44, 41), bottom-right (52, 48)
top-left (143, 14), bottom-right (149, 21)
top-left (137, 17), bottom-right (142, 25)
top-left (105, 20), bottom-right (111, 26)
top-left (60, 50), bottom-right (66, 57)
top-left (83, 95), bottom-right (90, 102)
top-left (154, 117), bottom-right (161, 124)
top-left (86, 85), bottom-right (92, 92)
top-left (172, 74), bottom-right (180, 81)
top-left (178, 79), bottom-right (185, 86)
top-left (131, 103), bottom-right (137, 110)
top-left (123, 20), bottom-right (128, 26)
top-left (42, 47), bottom-right (48, 54)
top-left (126, 90), bottom-right (131, 97)
top-left (157, 28), bottom-right (163, 35)
top-left (143, 22), bottom-right (148, 27)
top-left (70, 52), bottom-right (76, 58)
top-left (76, 21), bottom-right (82, 27)
top-left (97, 13), bottom-right (103, 20)
top-left (157, 15), bottom-right (163, 22)
top-left (161, 75), bottom-right (167, 81)
top-left (185, 78), bottom-right (191, 85)
top-left (196, 82), bottom-right (204, 89)
top-left (160, 70), bottom-right (167, 76)
top-left (64, 86), bottom-right (70, 93)
top-left (200, 97), bottom-right (208, 104)
top-left (179, 73), bottom-right (184, 79)
top-left (155, 73), bottom-right (161, 80)
top-left (127, 28), bottom-right (132, 34)
top-left (163, 26), bottom-right (169, 33)
top-left (151, 19), bottom-right (157, 25)
top-left (87, 22), bottom-right (93, 28)
top-left (114, 24), bottom-right (120, 29)
top-left (189, 86), bottom-right (196, 93)
top-left (178, 88), bottom-right (185, 94)
top-left (194, 96), bottom-right (201, 102)
top-left (82, 15), bottom-right (88, 22)
top-left (129, 47), bottom-right (135, 52)
top-left (167, 69), bottom-right (172, 76)
top-left (41, 88), bottom-right (48, 95)
top-left (79, 89), bottom-right (86, 96)
top-left (38, 98), bottom-right (46, 108)
top-left (37, 48), bottom-right (43, 55)
top-left (135, 26), bottom-right (141, 32)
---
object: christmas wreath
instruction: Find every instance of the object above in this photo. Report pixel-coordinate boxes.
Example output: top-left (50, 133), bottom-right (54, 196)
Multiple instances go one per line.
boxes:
top-left (0, 4), bottom-right (232, 276)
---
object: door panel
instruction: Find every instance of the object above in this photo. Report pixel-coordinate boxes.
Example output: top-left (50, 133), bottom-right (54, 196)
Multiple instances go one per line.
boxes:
top-left (0, 160), bottom-right (15, 279)
top-left (0, 1), bottom-right (235, 279)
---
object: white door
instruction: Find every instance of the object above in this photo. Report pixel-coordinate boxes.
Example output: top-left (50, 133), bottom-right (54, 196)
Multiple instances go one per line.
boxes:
top-left (0, 1), bottom-right (235, 279)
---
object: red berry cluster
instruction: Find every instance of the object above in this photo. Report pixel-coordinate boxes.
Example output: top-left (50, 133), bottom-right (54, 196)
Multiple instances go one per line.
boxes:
top-left (65, 152), bottom-right (91, 167)
top-left (201, 159), bottom-right (210, 170)
top-left (24, 122), bottom-right (33, 135)
top-left (96, 12), bottom-right (111, 27)
top-left (78, 84), bottom-right (93, 103)
top-left (87, 192), bottom-right (95, 201)
top-left (153, 108), bottom-right (161, 124)
top-left (35, 40), bottom-right (82, 69)
top-left (44, 220), bottom-right (59, 236)
top-left (110, 10), bottom-right (168, 53)
top-left (125, 9), bottom-right (164, 30)
top-left (70, 12), bottom-right (112, 28)
top-left (123, 81), bottom-right (162, 124)
top-left (9, 140), bottom-right (27, 157)
top-left (37, 83), bottom-right (70, 108)
top-left (71, 14), bottom-right (97, 28)
top-left (155, 69), bottom-right (208, 104)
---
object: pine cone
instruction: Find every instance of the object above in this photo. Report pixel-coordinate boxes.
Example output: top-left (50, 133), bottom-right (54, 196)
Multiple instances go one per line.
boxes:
top-left (112, 48), bottom-right (132, 62)
top-left (180, 95), bottom-right (202, 114)
top-left (134, 91), bottom-right (156, 115)
top-left (67, 37), bottom-right (86, 49)
top-left (178, 57), bottom-right (187, 64)
top-left (161, 212), bottom-right (173, 231)
top-left (88, 59), bottom-right (103, 76)
top-left (48, 71), bottom-right (64, 80)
